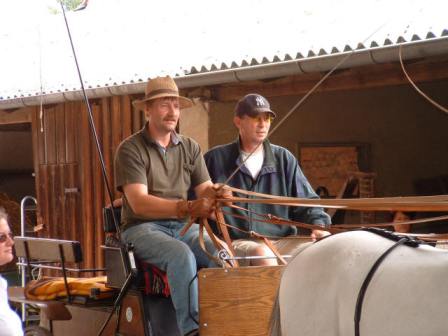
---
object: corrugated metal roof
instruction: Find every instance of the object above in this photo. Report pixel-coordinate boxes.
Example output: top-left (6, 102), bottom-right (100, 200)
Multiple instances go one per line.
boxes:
top-left (0, 0), bottom-right (447, 107)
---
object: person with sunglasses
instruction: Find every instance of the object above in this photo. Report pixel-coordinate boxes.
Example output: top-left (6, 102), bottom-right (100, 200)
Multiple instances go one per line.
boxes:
top-left (0, 207), bottom-right (23, 335)
top-left (204, 94), bottom-right (331, 266)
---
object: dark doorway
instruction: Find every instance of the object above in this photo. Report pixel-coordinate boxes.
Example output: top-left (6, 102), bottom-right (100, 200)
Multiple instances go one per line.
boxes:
top-left (0, 122), bottom-right (35, 202)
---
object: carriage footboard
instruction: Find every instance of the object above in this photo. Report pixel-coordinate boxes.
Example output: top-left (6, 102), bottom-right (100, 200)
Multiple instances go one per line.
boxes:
top-left (199, 266), bottom-right (284, 336)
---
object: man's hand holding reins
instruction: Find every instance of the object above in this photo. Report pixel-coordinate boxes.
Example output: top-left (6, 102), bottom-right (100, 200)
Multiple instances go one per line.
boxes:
top-left (177, 198), bottom-right (216, 219)
top-left (211, 183), bottom-right (233, 207)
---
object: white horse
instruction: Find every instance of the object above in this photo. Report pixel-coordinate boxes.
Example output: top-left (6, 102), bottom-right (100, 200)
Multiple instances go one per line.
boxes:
top-left (271, 230), bottom-right (448, 336)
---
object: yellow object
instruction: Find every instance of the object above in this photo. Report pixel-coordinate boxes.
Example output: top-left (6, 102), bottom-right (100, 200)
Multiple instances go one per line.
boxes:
top-left (25, 276), bottom-right (115, 301)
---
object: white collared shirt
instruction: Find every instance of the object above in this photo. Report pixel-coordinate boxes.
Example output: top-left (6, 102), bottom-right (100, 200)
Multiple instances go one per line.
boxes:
top-left (241, 147), bottom-right (265, 180)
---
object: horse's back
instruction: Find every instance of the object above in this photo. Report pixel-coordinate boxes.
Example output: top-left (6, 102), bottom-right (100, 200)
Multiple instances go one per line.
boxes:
top-left (278, 231), bottom-right (448, 336)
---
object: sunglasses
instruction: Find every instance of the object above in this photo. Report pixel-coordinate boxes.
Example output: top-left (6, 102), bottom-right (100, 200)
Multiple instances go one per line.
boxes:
top-left (0, 232), bottom-right (13, 243)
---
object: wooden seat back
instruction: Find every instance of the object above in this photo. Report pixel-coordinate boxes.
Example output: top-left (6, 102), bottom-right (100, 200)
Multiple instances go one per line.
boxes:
top-left (14, 236), bottom-right (83, 263)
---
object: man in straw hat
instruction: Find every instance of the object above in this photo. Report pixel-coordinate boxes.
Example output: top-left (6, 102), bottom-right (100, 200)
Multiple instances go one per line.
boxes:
top-left (115, 76), bottom-right (228, 336)
top-left (205, 93), bottom-right (331, 266)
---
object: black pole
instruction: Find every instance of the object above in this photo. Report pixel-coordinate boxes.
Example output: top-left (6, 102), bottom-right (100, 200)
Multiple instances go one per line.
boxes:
top-left (59, 2), bottom-right (121, 238)
top-left (59, 4), bottom-right (139, 335)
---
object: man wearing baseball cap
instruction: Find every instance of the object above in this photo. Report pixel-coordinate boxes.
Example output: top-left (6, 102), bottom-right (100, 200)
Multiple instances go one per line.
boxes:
top-left (115, 76), bottom-right (225, 336)
top-left (205, 93), bottom-right (331, 266)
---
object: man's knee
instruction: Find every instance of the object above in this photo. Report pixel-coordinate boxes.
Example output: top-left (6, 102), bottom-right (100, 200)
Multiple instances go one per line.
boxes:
top-left (250, 245), bottom-right (277, 266)
top-left (251, 245), bottom-right (272, 257)
top-left (164, 240), bottom-right (196, 264)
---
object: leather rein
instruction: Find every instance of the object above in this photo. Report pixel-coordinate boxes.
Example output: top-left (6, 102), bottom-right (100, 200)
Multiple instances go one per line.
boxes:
top-left (180, 185), bottom-right (448, 268)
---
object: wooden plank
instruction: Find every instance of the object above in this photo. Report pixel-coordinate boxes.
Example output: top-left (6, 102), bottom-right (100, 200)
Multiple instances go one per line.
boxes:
top-left (111, 96), bottom-right (122, 153)
top-left (79, 102), bottom-right (94, 270)
top-left (44, 106), bottom-right (57, 164)
top-left (32, 106), bottom-right (46, 166)
top-left (41, 305), bottom-right (117, 336)
top-left (101, 97), bottom-right (113, 205)
top-left (58, 164), bottom-right (69, 241)
top-left (121, 95), bottom-right (132, 140)
top-left (0, 107), bottom-right (32, 124)
top-left (131, 94), bottom-right (144, 133)
top-left (199, 266), bottom-right (284, 336)
top-left (110, 96), bottom-right (124, 201)
top-left (65, 101), bottom-right (79, 164)
top-left (209, 57), bottom-right (448, 102)
top-left (37, 166), bottom-right (50, 236)
top-left (92, 102), bottom-right (104, 268)
top-left (14, 236), bottom-right (83, 263)
top-left (118, 291), bottom-right (147, 336)
top-left (48, 165), bottom-right (61, 239)
top-left (64, 164), bottom-right (80, 244)
top-left (55, 103), bottom-right (66, 164)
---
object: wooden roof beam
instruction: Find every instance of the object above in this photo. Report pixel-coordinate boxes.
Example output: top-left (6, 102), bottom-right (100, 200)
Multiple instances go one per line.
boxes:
top-left (206, 56), bottom-right (448, 102)
top-left (0, 107), bottom-right (32, 125)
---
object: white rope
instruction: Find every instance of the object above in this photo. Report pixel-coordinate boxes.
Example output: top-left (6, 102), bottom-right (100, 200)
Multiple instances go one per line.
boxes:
top-left (399, 45), bottom-right (448, 116)
top-left (37, 26), bottom-right (44, 132)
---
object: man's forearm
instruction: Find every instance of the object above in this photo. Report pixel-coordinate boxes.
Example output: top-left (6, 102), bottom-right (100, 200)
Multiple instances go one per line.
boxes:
top-left (129, 194), bottom-right (179, 219)
top-left (128, 193), bottom-right (215, 220)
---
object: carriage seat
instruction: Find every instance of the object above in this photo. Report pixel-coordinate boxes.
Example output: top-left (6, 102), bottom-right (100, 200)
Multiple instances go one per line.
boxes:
top-left (10, 236), bottom-right (113, 334)
top-left (102, 205), bottom-right (170, 297)
top-left (8, 286), bottom-right (72, 321)
top-left (103, 206), bottom-right (181, 335)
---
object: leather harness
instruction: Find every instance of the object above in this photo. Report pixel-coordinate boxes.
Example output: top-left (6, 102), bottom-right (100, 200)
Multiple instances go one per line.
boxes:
top-left (353, 228), bottom-right (425, 336)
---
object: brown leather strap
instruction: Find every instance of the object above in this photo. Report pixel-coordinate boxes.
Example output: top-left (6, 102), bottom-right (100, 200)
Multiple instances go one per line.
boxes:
top-left (201, 218), bottom-right (223, 251)
top-left (215, 208), bottom-right (239, 267)
top-left (250, 231), bottom-right (287, 265)
top-left (226, 202), bottom-right (448, 235)
top-left (226, 207), bottom-right (448, 240)
top-left (180, 216), bottom-right (196, 237)
top-left (198, 219), bottom-right (225, 267)
top-left (222, 186), bottom-right (448, 212)
top-left (202, 218), bottom-right (236, 268)
top-left (334, 214), bottom-right (448, 229)
top-left (221, 208), bottom-right (342, 234)
top-left (183, 185), bottom-right (448, 267)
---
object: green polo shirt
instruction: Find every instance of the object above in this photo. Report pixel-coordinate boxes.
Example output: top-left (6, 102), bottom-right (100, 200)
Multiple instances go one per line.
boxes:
top-left (114, 122), bottom-right (210, 230)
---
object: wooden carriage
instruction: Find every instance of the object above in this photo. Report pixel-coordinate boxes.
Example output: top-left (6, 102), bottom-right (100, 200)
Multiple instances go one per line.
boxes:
top-left (8, 233), bottom-right (285, 336)
top-left (8, 188), bottom-right (448, 335)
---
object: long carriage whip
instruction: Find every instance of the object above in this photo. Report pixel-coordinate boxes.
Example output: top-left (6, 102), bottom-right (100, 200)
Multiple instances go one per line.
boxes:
top-left (59, 3), bottom-right (137, 336)
top-left (59, 2), bottom-right (121, 238)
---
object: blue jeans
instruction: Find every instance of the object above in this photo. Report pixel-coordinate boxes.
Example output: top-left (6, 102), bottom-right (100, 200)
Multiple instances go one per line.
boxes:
top-left (122, 220), bottom-right (219, 335)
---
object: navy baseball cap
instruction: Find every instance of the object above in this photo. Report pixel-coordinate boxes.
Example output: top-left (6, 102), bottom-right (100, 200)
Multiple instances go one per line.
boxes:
top-left (234, 94), bottom-right (276, 118)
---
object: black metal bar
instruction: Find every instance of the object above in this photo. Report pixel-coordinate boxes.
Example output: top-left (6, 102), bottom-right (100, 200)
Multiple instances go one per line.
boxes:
top-left (23, 241), bottom-right (33, 280)
top-left (59, 2), bottom-right (121, 237)
top-left (188, 273), bottom-right (199, 325)
top-left (97, 271), bottom-right (135, 336)
top-left (16, 263), bottom-right (105, 273)
top-left (58, 244), bottom-right (72, 304)
top-left (116, 299), bottom-right (123, 334)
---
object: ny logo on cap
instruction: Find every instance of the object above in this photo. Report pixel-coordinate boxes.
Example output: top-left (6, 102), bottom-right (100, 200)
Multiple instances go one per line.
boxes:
top-left (255, 96), bottom-right (265, 107)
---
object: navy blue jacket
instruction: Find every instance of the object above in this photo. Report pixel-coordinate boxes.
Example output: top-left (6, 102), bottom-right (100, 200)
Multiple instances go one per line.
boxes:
top-left (204, 139), bottom-right (331, 239)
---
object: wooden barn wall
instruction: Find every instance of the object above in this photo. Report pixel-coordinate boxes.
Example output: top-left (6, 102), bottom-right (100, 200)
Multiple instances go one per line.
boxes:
top-left (208, 79), bottom-right (448, 198)
top-left (27, 58), bottom-right (447, 269)
top-left (31, 96), bottom-right (144, 270)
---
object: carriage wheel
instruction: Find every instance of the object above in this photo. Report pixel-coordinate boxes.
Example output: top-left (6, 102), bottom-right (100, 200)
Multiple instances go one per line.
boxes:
top-left (24, 326), bottom-right (53, 336)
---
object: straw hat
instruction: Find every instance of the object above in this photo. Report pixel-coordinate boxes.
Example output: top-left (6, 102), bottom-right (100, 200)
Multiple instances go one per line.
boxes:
top-left (133, 76), bottom-right (193, 111)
